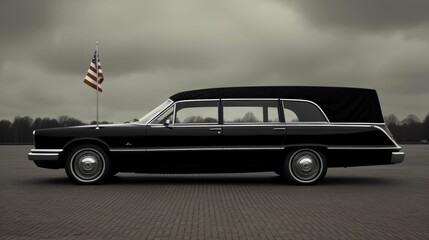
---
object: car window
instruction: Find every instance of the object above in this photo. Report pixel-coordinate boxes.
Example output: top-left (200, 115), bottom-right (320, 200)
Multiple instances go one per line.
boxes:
top-left (139, 100), bottom-right (172, 124)
top-left (151, 105), bottom-right (174, 124)
top-left (283, 100), bottom-right (327, 122)
top-left (175, 101), bottom-right (218, 124)
top-left (223, 100), bottom-right (280, 124)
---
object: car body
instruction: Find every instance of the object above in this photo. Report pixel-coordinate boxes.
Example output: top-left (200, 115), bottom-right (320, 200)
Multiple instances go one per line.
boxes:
top-left (28, 86), bottom-right (404, 184)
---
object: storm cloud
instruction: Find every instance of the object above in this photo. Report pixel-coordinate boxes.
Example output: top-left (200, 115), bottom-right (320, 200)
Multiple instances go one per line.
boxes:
top-left (0, 0), bottom-right (428, 123)
top-left (286, 0), bottom-right (429, 32)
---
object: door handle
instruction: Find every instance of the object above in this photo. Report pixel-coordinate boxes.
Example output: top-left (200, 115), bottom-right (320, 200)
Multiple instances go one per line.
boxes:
top-left (209, 128), bottom-right (222, 134)
top-left (273, 128), bottom-right (286, 131)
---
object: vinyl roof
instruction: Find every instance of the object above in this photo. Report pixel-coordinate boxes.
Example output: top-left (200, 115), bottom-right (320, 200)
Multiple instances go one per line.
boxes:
top-left (170, 86), bottom-right (384, 123)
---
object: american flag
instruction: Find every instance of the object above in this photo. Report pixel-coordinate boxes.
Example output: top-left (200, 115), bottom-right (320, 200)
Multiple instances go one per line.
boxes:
top-left (83, 51), bottom-right (104, 92)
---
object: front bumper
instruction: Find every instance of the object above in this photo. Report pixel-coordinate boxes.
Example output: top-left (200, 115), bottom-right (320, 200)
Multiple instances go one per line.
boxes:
top-left (28, 149), bottom-right (63, 161)
top-left (391, 151), bottom-right (405, 164)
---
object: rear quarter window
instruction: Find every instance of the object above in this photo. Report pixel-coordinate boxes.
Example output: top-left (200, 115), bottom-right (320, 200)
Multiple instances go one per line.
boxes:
top-left (283, 100), bottom-right (327, 122)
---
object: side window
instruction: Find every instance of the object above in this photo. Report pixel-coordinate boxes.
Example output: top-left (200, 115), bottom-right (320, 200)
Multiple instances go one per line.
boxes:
top-left (151, 105), bottom-right (174, 124)
top-left (284, 109), bottom-right (299, 122)
top-left (223, 100), bottom-right (280, 124)
top-left (175, 101), bottom-right (218, 124)
top-left (283, 100), bottom-right (327, 122)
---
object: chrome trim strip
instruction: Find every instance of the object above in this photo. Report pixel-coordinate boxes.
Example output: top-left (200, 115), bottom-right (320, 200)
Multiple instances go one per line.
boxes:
top-left (30, 149), bottom-right (63, 153)
top-left (173, 123), bottom-right (219, 126)
top-left (133, 122), bottom-right (384, 128)
top-left (110, 146), bottom-right (282, 152)
top-left (28, 153), bottom-right (59, 161)
top-left (391, 152), bottom-right (405, 164)
top-left (223, 147), bottom-right (282, 150)
top-left (147, 147), bottom-right (222, 152)
top-left (111, 145), bottom-right (401, 152)
top-left (150, 124), bottom-right (222, 128)
top-left (152, 123), bottom-right (329, 127)
top-left (330, 122), bottom-right (386, 125)
top-left (110, 147), bottom-right (223, 152)
top-left (284, 122), bottom-right (331, 126)
top-left (222, 98), bottom-right (279, 101)
top-left (110, 148), bottom-right (145, 152)
top-left (28, 149), bottom-right (63, 161)
top-left (327, 146), bottom-right (401, 150)
top-left (373, 125), bottom-right (401, 149)
top-left (221, 123), bottom-right (382, 127)
top-left (281, 98), bottom-right (330, 123)
top-left (174, 99), bottom-right (220, 103)
top-left (222, 124), bottom-right (285, 127)
top-left (286, 124), bottom-right (371, 128)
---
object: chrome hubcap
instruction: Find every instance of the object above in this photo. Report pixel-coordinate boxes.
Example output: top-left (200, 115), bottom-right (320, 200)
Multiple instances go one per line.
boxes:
top-left (72, 149), bottom-right (104, 181)
top-left (80, 157), bottom-right (97, 172)
top-left (291, 150), bottom-right (321, 181)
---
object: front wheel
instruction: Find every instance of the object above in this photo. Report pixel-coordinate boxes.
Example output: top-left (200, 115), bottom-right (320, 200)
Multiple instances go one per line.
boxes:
top-left (283, 149), bottom-right (327, 185)
top-left (65, 145), bottom-right (111, 184)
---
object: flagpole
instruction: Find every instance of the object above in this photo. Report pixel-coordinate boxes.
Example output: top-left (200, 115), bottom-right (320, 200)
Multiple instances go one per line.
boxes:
top-left (95, 41), bottom-right (99, 129)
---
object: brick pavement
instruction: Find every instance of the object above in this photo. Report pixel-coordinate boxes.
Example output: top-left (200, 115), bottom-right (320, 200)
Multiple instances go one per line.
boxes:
top-left (0, 145), bottom-right (428, 239)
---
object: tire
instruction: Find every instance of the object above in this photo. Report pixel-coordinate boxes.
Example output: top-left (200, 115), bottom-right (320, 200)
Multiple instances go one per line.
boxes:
top-left (283, 148), bottom-right (327, 185)
top-left (65, 144), bottom-right (111, 184)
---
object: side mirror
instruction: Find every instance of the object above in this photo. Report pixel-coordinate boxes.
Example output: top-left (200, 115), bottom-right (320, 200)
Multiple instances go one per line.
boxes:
top-left (164, 119), bottom-right (172, 126)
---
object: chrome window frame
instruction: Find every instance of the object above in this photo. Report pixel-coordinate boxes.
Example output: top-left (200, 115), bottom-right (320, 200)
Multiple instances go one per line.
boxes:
top-left (221, 98), bottom-right (283, 124)
top-left (221, 98), bottom-right (279, 101)
top-left (145, 98), bottom-right (390, 134)
top-left (147, 103), bottom-right (175, 125)
top-left (144, 99), bottom-right (174, 125)
top-left (147, 98), bottom-right (330, 125)
top-left (171, 99), bottom-right (220, 125)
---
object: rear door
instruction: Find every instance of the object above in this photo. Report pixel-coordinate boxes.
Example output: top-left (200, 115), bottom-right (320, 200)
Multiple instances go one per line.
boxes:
top-left (221, 100), bottom-right (286, 168)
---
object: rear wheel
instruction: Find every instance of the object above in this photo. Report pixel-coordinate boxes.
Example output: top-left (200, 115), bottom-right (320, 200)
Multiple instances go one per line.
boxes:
top-left (65, 144), bottom-right (111, 184)
top-left (284, 149), bottom-right (327, 185)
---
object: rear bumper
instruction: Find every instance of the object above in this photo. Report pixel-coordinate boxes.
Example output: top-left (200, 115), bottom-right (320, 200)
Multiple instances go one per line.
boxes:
top-left (28, 149), bottom-right (62, 161)
top-left (391, 152), bottom-right (405, 164)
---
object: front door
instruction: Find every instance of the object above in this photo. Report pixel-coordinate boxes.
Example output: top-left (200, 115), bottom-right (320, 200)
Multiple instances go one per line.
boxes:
top-left (145, 100), bottom-right (223, 171)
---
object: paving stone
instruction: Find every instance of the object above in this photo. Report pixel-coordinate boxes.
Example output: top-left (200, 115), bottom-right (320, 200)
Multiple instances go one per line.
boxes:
top-left (0, 145), bottom-right (428, 239)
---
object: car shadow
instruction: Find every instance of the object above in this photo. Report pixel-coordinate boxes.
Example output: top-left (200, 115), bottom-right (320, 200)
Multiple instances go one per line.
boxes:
top-left (107, 174), bottom-right (400, 186)
top-left (25, 174), bottom-right (400, 186)
top-left (322, 176), bottom-right (400, 186)
top-left (26, 177), bottom-right (71, 185)
top-left (108, 174), bottom-right (286, 185)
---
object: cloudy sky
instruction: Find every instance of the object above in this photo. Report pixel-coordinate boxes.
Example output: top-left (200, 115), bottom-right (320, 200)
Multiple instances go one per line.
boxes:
top-left (1, 0), bottom-right (428, 123)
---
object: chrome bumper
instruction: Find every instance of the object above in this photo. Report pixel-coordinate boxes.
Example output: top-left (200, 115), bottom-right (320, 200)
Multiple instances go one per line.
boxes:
top-left (391, 152), bottom-right (405, 164)
top-left (28, 149), bottom-right (63, 161)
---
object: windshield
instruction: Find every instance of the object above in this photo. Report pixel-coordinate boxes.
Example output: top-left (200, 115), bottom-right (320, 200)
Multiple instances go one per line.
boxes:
top-left (139, 99), bottom-right (173, 124)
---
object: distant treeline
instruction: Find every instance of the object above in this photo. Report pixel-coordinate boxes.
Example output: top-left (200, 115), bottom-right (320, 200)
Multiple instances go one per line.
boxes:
top-left (0, 114), bottom-right (428, 144)
top-left (0, 116), bottom-right (111, 144)
top-left (384, 114), bottom-right (429, 143)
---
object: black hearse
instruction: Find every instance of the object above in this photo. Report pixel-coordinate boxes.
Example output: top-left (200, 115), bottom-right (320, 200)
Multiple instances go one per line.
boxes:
top-left (28, 86), bottom-right (404, 185)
